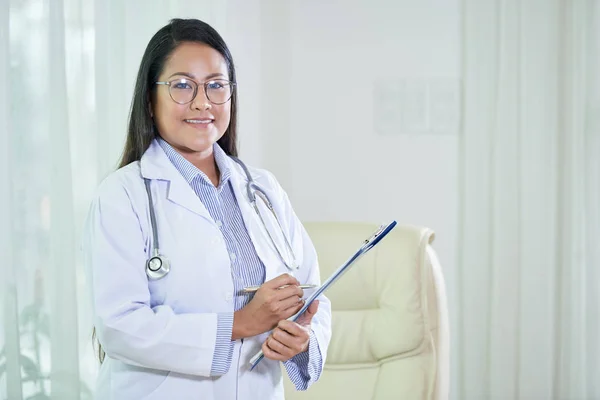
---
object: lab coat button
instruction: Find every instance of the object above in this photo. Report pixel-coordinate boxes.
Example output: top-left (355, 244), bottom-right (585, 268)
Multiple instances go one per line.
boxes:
top-left (225, 292), bottom-right (233, 301)
top-left (216, 220), bottom-right (223, 228)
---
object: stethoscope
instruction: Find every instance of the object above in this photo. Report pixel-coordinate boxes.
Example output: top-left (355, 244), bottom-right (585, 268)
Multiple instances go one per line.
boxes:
top-left (144, 157), bottom-right (299, 280)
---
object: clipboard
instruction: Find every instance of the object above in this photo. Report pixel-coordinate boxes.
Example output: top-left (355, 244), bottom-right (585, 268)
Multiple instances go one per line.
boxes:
top-left (249, 220), bottom-right (398, 370)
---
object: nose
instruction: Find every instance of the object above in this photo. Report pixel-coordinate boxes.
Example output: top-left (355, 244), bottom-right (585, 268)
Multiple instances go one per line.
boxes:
top-left (191, 86), bottom-right (211, 111)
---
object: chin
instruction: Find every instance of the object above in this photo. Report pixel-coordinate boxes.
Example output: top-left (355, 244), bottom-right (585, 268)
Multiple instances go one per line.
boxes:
top-left (186, 134), bottom-right (221, 153)
top-left (178, 125), bottom-right (209, 144)
top-left (182, 140), bottom-right (212, 154)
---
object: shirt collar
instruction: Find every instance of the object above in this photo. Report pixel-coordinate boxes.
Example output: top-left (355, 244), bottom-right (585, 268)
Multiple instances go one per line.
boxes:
top-left (157, 137), bottom-right (232, 188)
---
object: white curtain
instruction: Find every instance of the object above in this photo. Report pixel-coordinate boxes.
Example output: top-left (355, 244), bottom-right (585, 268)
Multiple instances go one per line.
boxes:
top-left (456, 0), bottom-right (600, 399)
top-left (0, 1), bottom-right (234, 399)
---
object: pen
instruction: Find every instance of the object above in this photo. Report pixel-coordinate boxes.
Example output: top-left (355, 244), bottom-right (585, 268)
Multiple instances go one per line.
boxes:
top-left (242, 284), bottom-right (318, 293)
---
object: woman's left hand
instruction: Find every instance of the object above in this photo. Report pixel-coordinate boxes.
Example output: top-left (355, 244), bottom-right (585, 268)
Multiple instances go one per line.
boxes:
top-left (262, 300), bottom-right (320, 362)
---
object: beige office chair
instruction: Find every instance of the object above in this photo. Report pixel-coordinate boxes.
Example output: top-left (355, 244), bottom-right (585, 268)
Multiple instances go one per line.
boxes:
top-left (283, 222), bottom-right (449, 400)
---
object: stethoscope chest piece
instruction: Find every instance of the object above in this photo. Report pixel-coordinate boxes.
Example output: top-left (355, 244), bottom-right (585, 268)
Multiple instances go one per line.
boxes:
top-left (146, 254), bottom-right (170, 280)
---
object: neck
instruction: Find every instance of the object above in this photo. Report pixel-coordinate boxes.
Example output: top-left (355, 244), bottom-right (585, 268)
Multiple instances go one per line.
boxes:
top-left (195, 157), bottom-right (220, 187)
top-left (181, 147), bottom-right (220, 187)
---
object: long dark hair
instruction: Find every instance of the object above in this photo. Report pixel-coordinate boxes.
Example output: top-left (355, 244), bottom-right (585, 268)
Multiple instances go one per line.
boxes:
top-left (95, 18), bottom-right (238, 364)
top-left (118, 17), bottom-right (239, 168)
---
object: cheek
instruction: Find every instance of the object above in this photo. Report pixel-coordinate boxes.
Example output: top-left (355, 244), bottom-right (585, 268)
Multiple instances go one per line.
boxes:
top-left (156, 102), bottom-right (185, 130)
top-left (215, 104), bottom-right (232, 130)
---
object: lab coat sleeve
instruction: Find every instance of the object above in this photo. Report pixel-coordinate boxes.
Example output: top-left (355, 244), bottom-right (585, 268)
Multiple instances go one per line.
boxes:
top-left (283, 329), bottom-right (323, 390)
top-left (264, 171), bottom-right (332, 390)
top-left (210, 312), bottom-right (235, 375)
top-left (82, 176), bottom-right (230, 377)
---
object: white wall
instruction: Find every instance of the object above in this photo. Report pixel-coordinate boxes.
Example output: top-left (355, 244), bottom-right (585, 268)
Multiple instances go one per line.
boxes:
top-left (257, 0), bottom-right (461, 352)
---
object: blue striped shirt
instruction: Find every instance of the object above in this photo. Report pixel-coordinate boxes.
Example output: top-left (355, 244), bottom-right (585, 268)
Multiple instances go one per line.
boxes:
top-left (158, 139), bottom-right (321, 389)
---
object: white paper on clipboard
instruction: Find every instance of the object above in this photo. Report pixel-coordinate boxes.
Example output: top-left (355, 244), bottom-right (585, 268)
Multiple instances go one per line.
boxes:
top-left (249, 220), bottom-right (397, 369)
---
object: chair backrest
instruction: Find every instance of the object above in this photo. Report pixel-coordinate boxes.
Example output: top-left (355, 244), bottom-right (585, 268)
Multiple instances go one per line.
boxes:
top-left (283, 222), bottom-right (449, 400)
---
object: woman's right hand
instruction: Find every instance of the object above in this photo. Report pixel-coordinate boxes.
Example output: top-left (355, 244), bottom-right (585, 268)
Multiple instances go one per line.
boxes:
top-left (233, 274), bottom-right (305, 339)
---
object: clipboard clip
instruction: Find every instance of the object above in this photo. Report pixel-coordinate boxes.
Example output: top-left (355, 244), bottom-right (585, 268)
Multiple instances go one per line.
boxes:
top-left (362, 221), bottom-right (396, 250)
top-left (364, 224), bottom-right (387, 245)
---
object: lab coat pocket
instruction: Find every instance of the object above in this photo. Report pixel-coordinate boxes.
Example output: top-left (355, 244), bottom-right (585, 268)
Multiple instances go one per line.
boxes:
top-left (145, 371), bottom-right (172, 399)
top-left (111, 363), bottom-right (170, 399)
top-left (148, 371), bottom-right (215, 400)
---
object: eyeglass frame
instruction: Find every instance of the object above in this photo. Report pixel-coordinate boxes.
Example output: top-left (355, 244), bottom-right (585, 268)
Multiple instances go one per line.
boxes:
top-left (155, 78), bottom-right (237, 105)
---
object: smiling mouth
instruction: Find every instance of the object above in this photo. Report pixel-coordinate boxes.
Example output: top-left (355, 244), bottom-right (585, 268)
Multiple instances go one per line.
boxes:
top-left (184, 119), bottom-right (214, 124)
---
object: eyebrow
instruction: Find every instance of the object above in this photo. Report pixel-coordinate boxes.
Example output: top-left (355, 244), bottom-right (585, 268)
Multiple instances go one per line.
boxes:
top-left (167, 72), bottom-right (226, 80)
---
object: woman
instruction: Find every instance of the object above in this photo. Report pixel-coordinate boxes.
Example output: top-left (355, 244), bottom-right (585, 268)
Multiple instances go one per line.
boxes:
top-left (82, 18), bottom-right (331, 400)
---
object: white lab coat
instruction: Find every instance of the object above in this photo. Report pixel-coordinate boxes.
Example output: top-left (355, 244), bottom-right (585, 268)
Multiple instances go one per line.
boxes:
top-left (82, 139), bottom-right (332, 400)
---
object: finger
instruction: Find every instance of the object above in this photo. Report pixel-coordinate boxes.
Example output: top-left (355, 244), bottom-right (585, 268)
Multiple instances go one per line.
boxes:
top-left (296, 300), bottom-right (319, 326)
top-left (277, 320), bottom-right (309, 337)
top-left (267, 335), bottom-right (295, 359)
top-left (307, 300), bottom-right (319, 314)
top-left (272, 327), bottom-right (305, 354)
top-left (279, 292), bottom-right (303, 309)
top-left (264, 273), bottom-right (300, 289)
top-left (262, 340), bottom-right (286, 361)
top-left (273, 285), bottom-right (304, 301)
top-left (277, 301), bottom-right (304, 321)
top-left (267, 335), bottom-right (298, 360)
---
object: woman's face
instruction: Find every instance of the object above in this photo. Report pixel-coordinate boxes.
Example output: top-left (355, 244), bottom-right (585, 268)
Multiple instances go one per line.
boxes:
top-left (152, 41), bottom-right (232, 156)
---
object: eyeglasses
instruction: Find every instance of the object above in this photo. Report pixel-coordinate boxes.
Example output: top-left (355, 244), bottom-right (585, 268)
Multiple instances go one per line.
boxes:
top-left (155, 78), bottom-right (236, 105)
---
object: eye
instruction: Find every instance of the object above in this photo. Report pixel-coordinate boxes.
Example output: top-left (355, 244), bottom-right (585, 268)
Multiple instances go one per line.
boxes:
top-left (172, 80), bottom-right (193, 90)
top-left (206, 81), bottom-right (226, 90)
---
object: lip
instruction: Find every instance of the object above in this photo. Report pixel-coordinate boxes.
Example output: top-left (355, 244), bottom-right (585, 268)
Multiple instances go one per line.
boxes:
top-left (183, 118), bottom-right (215, 129)
top-left (183, 118), bottom-right (215, 123)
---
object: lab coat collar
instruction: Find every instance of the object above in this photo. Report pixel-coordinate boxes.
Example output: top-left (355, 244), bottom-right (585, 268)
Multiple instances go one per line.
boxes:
top-left (140, 139), bottom-right (213, 221)
top-left (155, 138), bottom-right (233, 190)
top-left (140, 138), bottom-right (177, 180)
top-left (140, 138), bottom-right (237, 183)
top-left (139, 138), bottom-right (258, 224)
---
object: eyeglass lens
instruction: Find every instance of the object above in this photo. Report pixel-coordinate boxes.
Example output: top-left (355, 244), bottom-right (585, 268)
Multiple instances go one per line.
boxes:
top-left (169, 78), bottom-right (233, 104)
